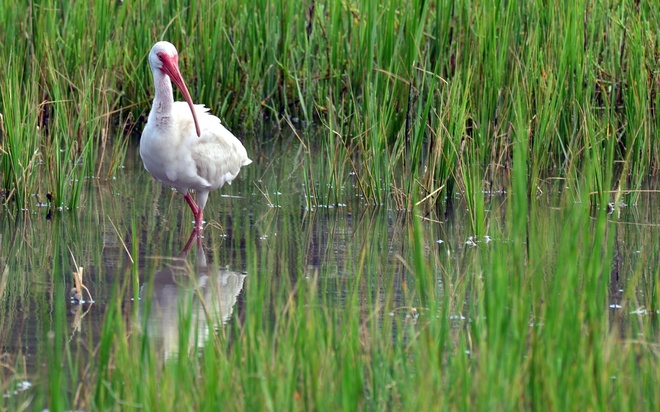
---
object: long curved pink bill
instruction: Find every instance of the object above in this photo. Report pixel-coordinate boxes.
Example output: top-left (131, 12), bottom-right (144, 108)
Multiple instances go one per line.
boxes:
top-left (162, 58), bottom-right (201, 137)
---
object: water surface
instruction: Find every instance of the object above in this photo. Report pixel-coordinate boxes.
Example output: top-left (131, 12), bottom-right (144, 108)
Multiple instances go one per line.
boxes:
top-left (1, 139), bottom-right (659, 396)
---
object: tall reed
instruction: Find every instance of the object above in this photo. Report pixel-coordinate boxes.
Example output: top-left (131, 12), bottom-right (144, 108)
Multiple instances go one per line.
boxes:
top-left (3, 0), bottom-right (660, 210)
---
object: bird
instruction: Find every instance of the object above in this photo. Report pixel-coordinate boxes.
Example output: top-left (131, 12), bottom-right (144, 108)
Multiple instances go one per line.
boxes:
top-left (140, 41), bottom-right (251, 233)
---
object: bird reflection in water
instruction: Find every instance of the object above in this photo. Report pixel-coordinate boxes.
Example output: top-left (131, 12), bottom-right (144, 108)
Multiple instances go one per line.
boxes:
top-left (139, 230), bottom-right (246, 359)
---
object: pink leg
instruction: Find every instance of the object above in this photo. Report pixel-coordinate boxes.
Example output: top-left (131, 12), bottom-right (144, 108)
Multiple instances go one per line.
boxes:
top-left (197, 209), bottom-right (204, 233)
top-left (183, 193), bottom-right (204, 233)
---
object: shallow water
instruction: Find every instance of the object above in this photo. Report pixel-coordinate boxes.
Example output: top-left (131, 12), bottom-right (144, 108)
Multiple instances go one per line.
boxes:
top-left (1, 139), bottom-right (659, 392)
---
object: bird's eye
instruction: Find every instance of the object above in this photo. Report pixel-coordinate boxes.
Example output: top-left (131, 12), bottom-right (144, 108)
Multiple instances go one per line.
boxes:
top-left (158, 55), bottom-right (164, 61)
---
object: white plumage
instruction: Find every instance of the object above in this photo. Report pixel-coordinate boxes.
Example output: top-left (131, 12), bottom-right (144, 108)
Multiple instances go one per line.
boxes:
top-left (140, 41), bottom-right (251, 233)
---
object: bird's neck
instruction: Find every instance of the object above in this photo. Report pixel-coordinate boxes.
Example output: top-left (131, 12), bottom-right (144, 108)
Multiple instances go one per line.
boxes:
top-left (150, 70), bottom-right (174, 121)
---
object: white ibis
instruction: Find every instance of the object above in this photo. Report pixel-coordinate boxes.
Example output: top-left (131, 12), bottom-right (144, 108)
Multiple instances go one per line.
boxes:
top-left (140, 41), bottom-right (251, 233)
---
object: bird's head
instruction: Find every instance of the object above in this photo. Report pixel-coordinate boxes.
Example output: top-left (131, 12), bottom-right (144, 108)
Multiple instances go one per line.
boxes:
top-left (148, 41), bottom-right (201, 137)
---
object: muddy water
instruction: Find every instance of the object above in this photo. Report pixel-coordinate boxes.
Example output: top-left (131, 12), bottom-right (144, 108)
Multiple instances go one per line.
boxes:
top-left (1, 140), bottom-right (659, 383)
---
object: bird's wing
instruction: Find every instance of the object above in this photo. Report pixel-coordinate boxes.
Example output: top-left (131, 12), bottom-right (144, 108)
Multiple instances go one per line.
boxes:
top-left (177, 103), bottom-right (251, 190)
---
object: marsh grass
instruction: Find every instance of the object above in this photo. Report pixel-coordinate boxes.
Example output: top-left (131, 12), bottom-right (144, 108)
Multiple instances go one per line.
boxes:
top-left (2, 1), bottom-right (660, 209)
top-left (3, 159), bottom-right (659, 410)
top-left (1, 0), bottom-right (660, 410)
top-left (1, 141), bottom-right (658, 408)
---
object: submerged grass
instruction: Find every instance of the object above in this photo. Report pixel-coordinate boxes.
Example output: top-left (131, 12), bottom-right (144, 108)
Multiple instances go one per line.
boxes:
top-left (1, 147), bottom-right (659, 410)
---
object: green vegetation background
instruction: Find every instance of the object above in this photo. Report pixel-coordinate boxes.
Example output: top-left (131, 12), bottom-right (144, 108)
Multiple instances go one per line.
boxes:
top-left (1, 1), bottom-right (659, 411)
top-left (2, 0), bottom-right (659, 210)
